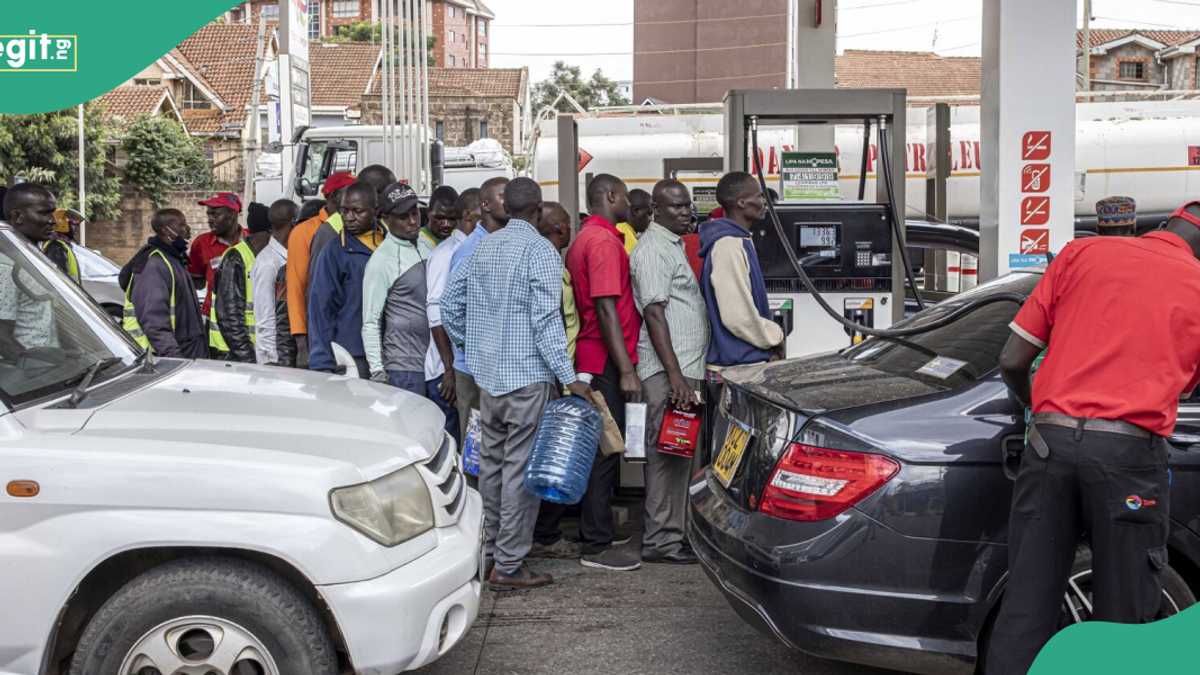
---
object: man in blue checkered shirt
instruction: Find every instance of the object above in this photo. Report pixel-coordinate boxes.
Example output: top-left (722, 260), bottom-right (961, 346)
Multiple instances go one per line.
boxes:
top-left (443, 177), bottom-right (591, 591)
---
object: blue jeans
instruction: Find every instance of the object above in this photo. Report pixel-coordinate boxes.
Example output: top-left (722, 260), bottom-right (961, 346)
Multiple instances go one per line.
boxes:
top-left (386, 370), bottom-right (426, 396)
top-left (426, 375), bottom-right (461, 445)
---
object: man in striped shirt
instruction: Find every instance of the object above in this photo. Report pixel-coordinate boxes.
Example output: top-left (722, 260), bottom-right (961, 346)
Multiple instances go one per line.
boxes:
top-left (630, 179), bottom-right (708, 565)
top-left (443, 178), bottom-right (590, 591)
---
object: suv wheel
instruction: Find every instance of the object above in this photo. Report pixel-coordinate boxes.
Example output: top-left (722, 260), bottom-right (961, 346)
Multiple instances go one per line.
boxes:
top-left (69, 557), bottom-right (337, 675)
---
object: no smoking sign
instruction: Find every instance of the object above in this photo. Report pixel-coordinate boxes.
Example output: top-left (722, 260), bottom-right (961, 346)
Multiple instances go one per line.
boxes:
top-left (1020, 229), bottom-right (1049, 254)
top-left (1021, 196), bottom-right (1050, 225)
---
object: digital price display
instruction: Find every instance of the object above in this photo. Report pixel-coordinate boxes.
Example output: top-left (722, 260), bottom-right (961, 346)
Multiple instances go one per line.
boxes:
top-left (799, 225), bottom-right (838, 258)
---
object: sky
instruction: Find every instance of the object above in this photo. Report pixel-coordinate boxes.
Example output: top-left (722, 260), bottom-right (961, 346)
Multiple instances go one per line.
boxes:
top-left (486, 0), bottom-right (1200, 84)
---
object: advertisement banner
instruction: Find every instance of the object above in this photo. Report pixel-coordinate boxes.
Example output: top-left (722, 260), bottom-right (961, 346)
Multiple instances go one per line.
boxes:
top-left (780, 152), bottom-right (840, 201)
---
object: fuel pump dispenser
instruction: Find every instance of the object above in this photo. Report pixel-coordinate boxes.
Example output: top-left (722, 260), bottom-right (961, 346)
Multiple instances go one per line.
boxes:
top-left (723, 89), bottom-right (911, 358)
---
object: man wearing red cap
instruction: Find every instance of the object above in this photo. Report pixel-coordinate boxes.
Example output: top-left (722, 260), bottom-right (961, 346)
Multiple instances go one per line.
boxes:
top-left (987, 203), bottom-right (1200, 674)
top-left (189, 192), bottom-right (246, 318)
top-left (286, 172), bottom-right (353, 366)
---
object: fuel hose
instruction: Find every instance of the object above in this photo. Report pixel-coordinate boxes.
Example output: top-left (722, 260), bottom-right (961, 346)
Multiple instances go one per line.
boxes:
top-left (749, 117), bottom-right (1025, 339)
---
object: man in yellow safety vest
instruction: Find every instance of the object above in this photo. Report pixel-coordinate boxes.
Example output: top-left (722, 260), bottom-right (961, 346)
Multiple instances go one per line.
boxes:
top-left (209, 202), bottom-right (273, 361)
top-left (120, 209), bottom-right (207, 358)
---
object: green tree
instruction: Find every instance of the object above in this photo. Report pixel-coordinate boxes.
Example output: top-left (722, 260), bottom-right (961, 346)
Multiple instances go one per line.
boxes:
top-left (532, 61), bottom-right (630, 113)
top-left (120, 115), bottom-right (212, 207)
top-left (0, 106), bottom-right (121, 220)
top-left (328, 21), bottom-right (438, 66)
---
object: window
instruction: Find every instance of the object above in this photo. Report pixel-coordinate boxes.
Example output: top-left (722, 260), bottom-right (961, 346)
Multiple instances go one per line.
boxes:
top-left (181, 80), bottom-right (211, 110)
top-left (308, 0), bottom-right (321, 39)
top-left (449, 54), bottom-right (456, 67)
top-left (842, 273), bottom-right (1039, 385)
top-left (0, 233), bottom-right (138, 408)
top-left (1119, 61), bottom-right (1147, 81)
top-left (479, 44), bottom-right (486, 62)
top-left (479, 21), bottom-right (487, 37)
top-left (479, 119), bottom-right (488, 139)
top-left (448, 5), bottom-right (455, 18)
top-left (332, 0), bottom-right (359, 19)
top-left (259, 4), bottom-right (279, 22)
top-left (449, 30), bottom-right (456, 44)
top-left (436, 120), bottom-right (445, 140)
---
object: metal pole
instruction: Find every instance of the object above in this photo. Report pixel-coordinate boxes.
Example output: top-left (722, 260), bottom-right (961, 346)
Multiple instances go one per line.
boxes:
top-left (245, 15), bottom-right (268, 203)
top-left (381, 0), bottom-right (392, 171)
top-left (1084, 0), bottom-right (1094, 93)
top-left (420, 0), bottom-right (431, 194)
top-left (406, 0), bottom-right (418, 189)
top-left (398, 0), bottom-right (409, 183)
top-left (77, 103), bottom-right (86, 246)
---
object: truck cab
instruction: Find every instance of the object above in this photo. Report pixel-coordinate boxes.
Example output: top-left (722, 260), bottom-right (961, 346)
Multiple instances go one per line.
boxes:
top-left (270, 125), bottom-right (516, 204)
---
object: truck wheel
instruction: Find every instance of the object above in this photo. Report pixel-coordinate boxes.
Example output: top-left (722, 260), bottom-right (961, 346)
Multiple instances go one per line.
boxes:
top-left (69, 557), bottom-right (337, 675)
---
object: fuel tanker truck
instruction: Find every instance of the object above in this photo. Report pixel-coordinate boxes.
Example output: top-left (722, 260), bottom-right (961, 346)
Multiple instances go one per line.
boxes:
top-left (532, 100), bottom-right (1200, 227)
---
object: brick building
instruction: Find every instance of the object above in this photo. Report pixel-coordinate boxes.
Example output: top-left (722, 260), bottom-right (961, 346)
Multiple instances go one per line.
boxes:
top-left (428, 0), bottom-right (492, 68)
top-left (227, 0), bottom-right (492, 68)
top-left (1078, 29), bottom-right (1200, 91)
top-left (113, 23), bottom-right (275, 188)
top-left (361, 67), bottom-right (527, 153)
top-left (633, 0), bottom-right (791, 104)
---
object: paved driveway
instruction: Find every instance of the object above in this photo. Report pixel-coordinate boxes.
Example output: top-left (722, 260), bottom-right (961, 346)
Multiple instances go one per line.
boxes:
top-left (416, 555), bottom-right (897, 675)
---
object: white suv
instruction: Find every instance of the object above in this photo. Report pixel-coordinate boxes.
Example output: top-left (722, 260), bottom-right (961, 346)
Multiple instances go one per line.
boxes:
top-left (0, 223), bottom-right (483, 675)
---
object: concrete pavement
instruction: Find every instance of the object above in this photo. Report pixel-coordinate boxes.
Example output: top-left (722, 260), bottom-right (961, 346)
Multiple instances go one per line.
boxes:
top-left (416, 553), bottom-right (896, 675)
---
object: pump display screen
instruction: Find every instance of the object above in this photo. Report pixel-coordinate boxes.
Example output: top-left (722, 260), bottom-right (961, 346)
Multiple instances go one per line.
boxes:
top-left (800, 226), bottom-right (838, 248)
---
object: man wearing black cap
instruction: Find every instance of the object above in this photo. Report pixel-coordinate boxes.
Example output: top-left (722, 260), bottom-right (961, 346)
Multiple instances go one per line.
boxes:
top-left (308, 182), bottom-right (386, 376)
top-left (987, 202), bottom-right (1200, 674)
top-left (210, 202), bottom-right (272, 362)
top-left (362, 183), bottom-right (434, 393)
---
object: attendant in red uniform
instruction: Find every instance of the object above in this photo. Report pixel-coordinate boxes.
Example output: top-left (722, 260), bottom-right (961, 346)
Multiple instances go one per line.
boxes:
top-left (562, 173), bottom-right (643, 573)
top-left (188, 192), bottom-right (246, 316)
top-left (987, 202), bottom-right (1200, 675)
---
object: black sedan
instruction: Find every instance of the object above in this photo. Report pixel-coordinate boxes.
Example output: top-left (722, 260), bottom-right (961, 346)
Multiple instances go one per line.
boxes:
top-left (688, 270), bottom-right (1200, 674)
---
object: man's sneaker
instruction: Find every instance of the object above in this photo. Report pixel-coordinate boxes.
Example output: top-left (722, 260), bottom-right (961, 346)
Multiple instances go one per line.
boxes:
top-left (488, 564), bottom-right (553, 591)
top-left (529, 538), bottom-right (582, 559)
top-left (642, 548), bottom-right (699, 565)
top-left (580, 546), bottom-right (642, 571)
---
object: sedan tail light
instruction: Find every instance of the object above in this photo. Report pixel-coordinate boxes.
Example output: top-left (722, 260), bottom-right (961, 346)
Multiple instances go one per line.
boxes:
top-left (759, 443), bottom-right (900, 521)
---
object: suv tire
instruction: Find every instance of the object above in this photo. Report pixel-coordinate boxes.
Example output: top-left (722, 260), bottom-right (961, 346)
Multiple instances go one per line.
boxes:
top-left (69, 556), bottom-right (337, 675)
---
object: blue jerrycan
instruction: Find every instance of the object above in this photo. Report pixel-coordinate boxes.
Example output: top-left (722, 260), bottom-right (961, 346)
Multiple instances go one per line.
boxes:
top-left (524, 395), bottom-right (601, 504)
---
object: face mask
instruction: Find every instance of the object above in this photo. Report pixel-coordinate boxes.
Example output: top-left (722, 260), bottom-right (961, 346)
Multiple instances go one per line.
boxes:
top-left (170, 236), bottom-right (189, 254)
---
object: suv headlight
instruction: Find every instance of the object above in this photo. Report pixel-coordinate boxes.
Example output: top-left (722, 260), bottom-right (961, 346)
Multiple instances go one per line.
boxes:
top-left (330, 466), bottom-right (435, 546)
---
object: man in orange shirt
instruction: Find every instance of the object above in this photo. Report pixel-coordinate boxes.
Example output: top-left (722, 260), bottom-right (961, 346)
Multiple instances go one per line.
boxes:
top-left (286, 171), bottom-right (355, 367)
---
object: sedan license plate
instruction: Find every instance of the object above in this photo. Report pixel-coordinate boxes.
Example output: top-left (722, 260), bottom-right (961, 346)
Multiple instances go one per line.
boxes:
top-left (713, 421), bottom-right (752, 488)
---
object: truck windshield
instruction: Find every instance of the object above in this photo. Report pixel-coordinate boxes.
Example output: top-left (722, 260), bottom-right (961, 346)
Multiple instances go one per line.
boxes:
top-left (0, 228), bottom-right (140, 408)
top-left (841, 273), bottom-right (1040, 384)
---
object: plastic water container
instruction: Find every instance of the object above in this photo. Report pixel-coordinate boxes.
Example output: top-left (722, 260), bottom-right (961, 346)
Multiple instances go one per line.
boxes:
top-left (524, 396), bottom-right (602, 504)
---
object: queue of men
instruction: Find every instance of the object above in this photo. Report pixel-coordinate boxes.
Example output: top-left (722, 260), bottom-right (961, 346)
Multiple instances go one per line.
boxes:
top-left (8, 168), bottom-right (786, 593)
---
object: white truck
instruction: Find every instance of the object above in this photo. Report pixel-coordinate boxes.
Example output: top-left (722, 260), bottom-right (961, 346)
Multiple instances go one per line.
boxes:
top-left (256, 126), bottom-right (516, 205)
top-left (0, 223), bottom-right (483, 675)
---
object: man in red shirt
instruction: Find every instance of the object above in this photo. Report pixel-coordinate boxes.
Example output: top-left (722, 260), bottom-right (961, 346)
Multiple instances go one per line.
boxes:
top-left (987, 203), bottom-right (1200, 674)
top-left (189, 192), bottom-right (245, 316)
top-left (562, 173), bottom-right (642, 572)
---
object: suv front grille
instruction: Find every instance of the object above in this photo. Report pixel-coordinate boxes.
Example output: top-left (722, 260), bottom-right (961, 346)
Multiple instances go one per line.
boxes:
top-left (416, 432), bottom-right (465, 527)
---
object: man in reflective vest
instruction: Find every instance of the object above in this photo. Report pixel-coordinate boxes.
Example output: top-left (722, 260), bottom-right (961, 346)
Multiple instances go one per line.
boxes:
top-left (120, 209), bottom-right (207, 358)
top-left (41, 207), bottom-right (83, 284)
top-left (210, 202), bottom-right (273, 361)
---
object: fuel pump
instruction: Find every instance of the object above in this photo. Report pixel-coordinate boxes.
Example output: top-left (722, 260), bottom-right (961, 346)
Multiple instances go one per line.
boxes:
top-left (723, 89), bottom-right (1025, 356)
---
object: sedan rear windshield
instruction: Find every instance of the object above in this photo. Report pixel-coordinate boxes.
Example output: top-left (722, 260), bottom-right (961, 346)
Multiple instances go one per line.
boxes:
top-left (842, 273), bottom-right (1040, 385)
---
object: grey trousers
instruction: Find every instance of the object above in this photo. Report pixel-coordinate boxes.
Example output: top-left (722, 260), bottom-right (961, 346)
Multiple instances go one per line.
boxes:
top-left (479, 381), bottom-right (555, 575)
top-left (454, 369), bottom-right (481, 442)
top-left (641, 373), bottom-right (702, 556)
